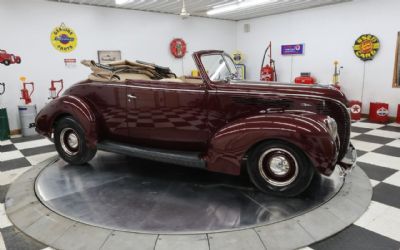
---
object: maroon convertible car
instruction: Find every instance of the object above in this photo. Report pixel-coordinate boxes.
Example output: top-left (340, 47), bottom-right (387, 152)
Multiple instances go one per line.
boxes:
top-left (36, 50), bottom-right (356, 197)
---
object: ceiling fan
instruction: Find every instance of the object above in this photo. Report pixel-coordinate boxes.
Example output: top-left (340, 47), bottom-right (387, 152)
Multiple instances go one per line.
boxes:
top-left (179, 0), bottom-right (191, 19)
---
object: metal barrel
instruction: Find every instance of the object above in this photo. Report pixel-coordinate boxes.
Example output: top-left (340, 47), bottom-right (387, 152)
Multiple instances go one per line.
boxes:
top-left (0, 108), bottom-right (10, 140)
top-left (18, 105), bottom-right (37, 137)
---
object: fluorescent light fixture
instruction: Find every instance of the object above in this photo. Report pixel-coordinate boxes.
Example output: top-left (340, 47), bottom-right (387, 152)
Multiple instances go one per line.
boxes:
top-left (115, 0), bottom-right (134, 5)
top-left (207, 0), bottom-right (278, 15)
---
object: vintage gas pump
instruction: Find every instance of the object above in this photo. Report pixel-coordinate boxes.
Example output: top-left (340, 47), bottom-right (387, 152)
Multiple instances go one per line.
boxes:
top-left (20, 77), bottom-right (35, 105)
top-left (49, 79), bottom-right (64, 100)
top-left (332, 61), bottom-right (343, 90)
top-left (260, 41), bottom-right (277, 82)
top-left (18, 77), bottom-right (37, 137)
top-left (0, 82), bottom-right (11, 140)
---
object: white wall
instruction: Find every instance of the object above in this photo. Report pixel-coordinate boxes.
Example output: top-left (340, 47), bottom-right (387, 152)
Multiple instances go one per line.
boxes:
top-left (2, 0), bottom-right (400, 132)
top-left (0, 0), bottom-right (236, 130)
top-left (237, 0), bottom-right (400, 116)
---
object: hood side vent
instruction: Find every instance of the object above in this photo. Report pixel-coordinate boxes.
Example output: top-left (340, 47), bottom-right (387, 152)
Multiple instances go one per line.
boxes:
top-left (232, 96), bottom-right (293, 109)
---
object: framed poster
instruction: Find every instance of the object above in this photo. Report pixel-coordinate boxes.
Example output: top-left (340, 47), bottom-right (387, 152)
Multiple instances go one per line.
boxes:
top-left (393, 32), bottom-right (400, 88)
top-left (98, 50), bottom-right (121, 64)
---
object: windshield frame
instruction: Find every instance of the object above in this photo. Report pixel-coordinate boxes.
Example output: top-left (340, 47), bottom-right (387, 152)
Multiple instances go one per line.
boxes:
top-left (198, 52), bottom-right (239, 84)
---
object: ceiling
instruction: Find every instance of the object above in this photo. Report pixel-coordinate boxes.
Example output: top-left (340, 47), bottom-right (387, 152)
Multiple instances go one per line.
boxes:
top-left (49, 0), bottom-right (352, 21)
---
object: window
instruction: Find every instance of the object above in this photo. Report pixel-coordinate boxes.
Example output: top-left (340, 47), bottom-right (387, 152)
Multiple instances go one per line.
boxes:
top-left (201, 54), bottom-right (238, 82)
top-left (394, 32), bottom-right (400, 88)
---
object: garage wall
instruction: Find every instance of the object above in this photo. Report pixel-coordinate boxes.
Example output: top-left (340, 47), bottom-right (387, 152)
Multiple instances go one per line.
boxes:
top-left (2, 0), bottom-right (399, 132)
top-left (236, 0), bottom-right (400, 116)
top-left (0, 0), bottom-right (236, 130)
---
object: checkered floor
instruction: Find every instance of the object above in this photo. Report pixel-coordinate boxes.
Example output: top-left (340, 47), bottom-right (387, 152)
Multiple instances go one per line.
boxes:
top-left (0, 119), bottom-right (400, 250)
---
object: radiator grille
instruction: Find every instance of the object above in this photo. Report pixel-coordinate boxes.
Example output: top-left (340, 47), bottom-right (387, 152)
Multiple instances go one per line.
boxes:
top-left (316, 102), bottom-right (330, 115)
top-left (326, 101), bottom-right (351, 161)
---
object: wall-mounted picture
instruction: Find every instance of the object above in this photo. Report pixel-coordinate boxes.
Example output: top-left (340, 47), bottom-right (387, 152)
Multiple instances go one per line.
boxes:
top-left (0, 49), bottom-right (21, 66)
top-left (98, 50), bottom-right (122, 64)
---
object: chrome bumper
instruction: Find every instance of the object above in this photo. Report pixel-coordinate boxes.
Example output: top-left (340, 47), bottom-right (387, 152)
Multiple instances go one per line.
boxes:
top-left (338, 143), bottom-right (357, 176)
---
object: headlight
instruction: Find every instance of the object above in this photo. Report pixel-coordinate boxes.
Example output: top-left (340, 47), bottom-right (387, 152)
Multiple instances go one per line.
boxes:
top-left (325, 116), bottom-right (338, 139)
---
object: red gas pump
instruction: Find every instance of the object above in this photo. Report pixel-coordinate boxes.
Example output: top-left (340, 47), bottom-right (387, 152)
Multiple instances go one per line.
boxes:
top-left (260, 42), bottom-right (277, 82)
top-left (49, 79), bottom-right (64, 100)
top-left (20, 77), bottom-right (34, 105)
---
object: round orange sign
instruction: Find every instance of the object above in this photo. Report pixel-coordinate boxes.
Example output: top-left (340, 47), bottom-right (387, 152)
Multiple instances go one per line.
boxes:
top-left (353, 34), bottom-right (380, 61)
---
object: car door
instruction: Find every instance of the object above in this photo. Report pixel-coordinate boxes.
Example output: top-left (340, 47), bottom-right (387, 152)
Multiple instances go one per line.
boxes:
top-left (70, 81), bottom-right (128, 142)
top-left (126, 80), bottom-right (209, 152)
top-left (193, 51), bottom-right (247, 135)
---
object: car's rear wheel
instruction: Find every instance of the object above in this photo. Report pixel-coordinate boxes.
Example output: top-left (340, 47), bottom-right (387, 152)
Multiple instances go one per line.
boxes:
top-left (54, 117), bottom-right (97, 165)
top-left (247, 140), bottom-right (314, 197)
top-left (3, 60), bottom-right (10, 66)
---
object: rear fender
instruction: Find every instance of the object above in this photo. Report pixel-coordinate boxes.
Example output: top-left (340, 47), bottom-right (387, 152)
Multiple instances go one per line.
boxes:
top-left (205, 113), bottom-right (337, 176)
top-left (35, 95), bottom-right (98, 147)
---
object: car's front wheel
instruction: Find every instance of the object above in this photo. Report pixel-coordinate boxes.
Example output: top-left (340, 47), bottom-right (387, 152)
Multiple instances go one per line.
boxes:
top-left (247, 140), bottom-right (314, 197)
top-left (3, 60), bottom-right (10, 66)
top-left (54, 117), bottom-right (97, 165)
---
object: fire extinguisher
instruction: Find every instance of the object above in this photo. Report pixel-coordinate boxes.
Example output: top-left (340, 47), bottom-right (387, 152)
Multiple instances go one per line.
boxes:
top-left (260, 41), bottom-right (277, 82)
top-left (19, 77), bottom-right (34, 105)
top-left (49, 79), bottom-right (64, 100)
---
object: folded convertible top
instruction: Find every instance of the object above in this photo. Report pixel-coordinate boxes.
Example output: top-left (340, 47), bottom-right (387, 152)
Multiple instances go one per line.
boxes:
top-left (81, 60), bottom-right (177, 81)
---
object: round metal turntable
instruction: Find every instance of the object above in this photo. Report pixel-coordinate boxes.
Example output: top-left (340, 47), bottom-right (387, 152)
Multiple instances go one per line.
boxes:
top-left (35, 151), bottom-right (343, 233)
top-left (6, 152), bottom-right (372, 250)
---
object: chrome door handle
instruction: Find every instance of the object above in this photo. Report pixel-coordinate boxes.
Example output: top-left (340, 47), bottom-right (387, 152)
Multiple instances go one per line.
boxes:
top-left (127, 94), bottom-right (137, 99)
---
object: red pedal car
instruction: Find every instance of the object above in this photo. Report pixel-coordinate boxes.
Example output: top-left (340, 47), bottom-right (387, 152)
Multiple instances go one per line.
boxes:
top-left (0, 50), bottom-right (21, 66)
top-left (35, 50), bottom-right (356, 197)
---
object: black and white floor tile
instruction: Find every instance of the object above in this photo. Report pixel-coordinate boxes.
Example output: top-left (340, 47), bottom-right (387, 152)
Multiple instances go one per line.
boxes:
top-left (0, 120), bottom-right (400, 249)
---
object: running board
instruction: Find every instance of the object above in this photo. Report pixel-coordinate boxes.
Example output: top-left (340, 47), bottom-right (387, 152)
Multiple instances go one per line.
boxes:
top-left (97, 141), bottom-right (206, 169)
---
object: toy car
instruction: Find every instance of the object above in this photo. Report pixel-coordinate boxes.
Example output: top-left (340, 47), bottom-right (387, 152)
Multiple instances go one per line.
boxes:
top-left (35, 50), bottom-right (356, 197)
top-left (0, 50), bottom-right (21, 66)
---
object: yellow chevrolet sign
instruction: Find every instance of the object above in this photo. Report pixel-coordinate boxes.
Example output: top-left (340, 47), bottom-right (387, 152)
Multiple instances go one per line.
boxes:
top-left (50, 23), bottom-right (78, 53)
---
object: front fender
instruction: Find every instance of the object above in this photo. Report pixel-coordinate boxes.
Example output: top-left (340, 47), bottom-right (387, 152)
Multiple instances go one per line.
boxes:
top-left (205, 113), bottom-right (338, 176)
top-left (35, 95), bottom-right (98, 147)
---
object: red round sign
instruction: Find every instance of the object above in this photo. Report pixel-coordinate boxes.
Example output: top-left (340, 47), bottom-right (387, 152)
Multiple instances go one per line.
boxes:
top-left (351, 104), bottom-right (361, 114)
top-left (170, 38), bottom-right (187, 58)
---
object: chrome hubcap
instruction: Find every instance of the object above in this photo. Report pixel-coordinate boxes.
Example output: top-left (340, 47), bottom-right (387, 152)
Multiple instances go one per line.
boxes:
top-left (60, 128), bottom-right (79, 156)
top-left (67, 133), bottom-right (79, 149)
top-left (258, 148), bottom-right (299, 187)
top-left (269, 156), bottom-right (290, 176)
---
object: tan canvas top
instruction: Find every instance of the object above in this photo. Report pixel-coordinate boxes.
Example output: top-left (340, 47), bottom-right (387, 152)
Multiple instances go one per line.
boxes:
top-left (81, 60), bottom-right (177, 82)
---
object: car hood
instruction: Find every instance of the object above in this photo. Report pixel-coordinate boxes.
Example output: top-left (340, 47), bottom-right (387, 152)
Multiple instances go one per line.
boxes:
top-left (224, 80), bottom-right (348, 106)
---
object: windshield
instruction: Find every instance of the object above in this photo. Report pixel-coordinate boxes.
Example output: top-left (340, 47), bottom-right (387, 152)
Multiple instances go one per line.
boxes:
top-left (201, 54), bottom-right (238, 82)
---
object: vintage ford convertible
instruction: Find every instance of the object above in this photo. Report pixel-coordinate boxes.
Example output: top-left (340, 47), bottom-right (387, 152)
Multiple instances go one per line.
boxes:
top-left (36, 50), bottom-right (356, 196)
